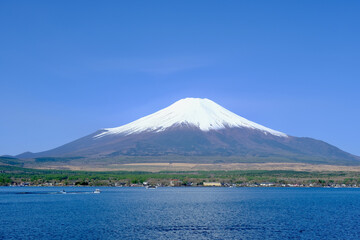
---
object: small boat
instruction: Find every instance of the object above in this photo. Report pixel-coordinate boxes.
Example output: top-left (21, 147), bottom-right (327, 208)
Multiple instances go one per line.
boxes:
top-left (60, 189), bottom-right (66, 194)
top-left (146, 185), bottom-right (157, 189)
top-left (93, 189), bottom-right (101, 194)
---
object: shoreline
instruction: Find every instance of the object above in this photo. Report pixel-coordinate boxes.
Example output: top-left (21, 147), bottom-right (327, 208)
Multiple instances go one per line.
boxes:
top-left (2, 185), bottom-right (360, 188)
top-left (2, 164), bottom-right (359, 188)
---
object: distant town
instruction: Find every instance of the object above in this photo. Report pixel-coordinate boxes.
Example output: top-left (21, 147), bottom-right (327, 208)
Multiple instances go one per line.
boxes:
top-left (8, 180), bottom-right (359, 188)
top-left (1, 166), bottom-right (359, 188)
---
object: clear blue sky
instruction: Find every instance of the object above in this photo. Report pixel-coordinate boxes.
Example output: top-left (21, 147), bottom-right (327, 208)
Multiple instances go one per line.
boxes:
top-left (1, 1), bottom-right (359, 156)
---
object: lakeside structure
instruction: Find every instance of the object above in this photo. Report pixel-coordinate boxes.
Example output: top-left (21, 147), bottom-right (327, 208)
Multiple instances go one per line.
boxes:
top-left (7, 180), bottom-right (359, 188)
top-left (203, 182), bottom-right (222, 187)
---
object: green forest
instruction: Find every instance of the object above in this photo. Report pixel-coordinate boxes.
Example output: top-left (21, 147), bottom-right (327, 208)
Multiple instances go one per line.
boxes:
top-left (1, 165), bottom-right (359, 187)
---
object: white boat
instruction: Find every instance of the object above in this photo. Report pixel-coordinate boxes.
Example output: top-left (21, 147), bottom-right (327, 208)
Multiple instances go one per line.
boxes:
top-left (146, 185), bottom-right (157, 189)
top-left (93, 189), bottom-right (101, 194)
top-left (60, 190), bottom-right (66, 194)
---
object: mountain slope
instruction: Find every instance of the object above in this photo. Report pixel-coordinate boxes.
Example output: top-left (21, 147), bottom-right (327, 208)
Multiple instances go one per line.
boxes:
top-left (17, 98), bottom-right (360, 166)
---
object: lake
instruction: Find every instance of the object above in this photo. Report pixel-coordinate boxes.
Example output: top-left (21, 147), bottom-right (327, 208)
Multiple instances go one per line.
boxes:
top-left (1, 187), bottom-right (359, 239)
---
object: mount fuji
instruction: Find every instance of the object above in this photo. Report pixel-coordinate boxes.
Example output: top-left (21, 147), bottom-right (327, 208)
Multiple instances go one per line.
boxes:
top-left (95, 98), bottom-right (287, 138)
top-left (17, 98), bottom-right (360, 166)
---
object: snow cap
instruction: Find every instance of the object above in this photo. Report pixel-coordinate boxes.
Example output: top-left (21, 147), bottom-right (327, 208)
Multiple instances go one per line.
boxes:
top-left (94, 98), bottom-right (287, 138)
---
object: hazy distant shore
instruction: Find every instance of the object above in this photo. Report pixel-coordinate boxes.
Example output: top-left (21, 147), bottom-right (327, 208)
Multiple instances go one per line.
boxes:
top-left (1, 164), bottom-right (359, 188)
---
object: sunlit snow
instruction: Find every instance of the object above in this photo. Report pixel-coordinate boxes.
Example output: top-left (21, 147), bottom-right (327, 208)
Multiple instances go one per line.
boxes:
top-left (94, 98), bottom-right (287, 138)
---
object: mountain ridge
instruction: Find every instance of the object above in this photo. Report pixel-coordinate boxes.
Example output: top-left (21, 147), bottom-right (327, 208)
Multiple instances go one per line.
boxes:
top-left (16, 98), bottom-right (360, 166)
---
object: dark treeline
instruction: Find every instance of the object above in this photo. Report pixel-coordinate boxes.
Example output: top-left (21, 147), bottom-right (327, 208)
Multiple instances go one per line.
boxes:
top-left (1, 165), bottom-right (360, 187)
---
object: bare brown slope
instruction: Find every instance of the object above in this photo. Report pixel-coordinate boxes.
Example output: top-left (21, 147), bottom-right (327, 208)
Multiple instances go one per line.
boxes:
top-left (17, 126), bottom-right (360, 166)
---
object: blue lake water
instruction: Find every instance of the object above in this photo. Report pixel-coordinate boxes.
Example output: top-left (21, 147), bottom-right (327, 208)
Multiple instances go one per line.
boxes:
top-left (1, 187), bottom-right (360, 239)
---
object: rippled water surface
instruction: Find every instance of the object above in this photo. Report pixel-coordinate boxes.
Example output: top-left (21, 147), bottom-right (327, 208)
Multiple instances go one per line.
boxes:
top-left (1, 187), bottom-right (359, 239)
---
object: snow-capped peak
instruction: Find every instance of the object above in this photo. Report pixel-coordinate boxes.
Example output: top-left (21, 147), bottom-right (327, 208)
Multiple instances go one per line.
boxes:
top-left (94, 98), bottom-right (287, 138)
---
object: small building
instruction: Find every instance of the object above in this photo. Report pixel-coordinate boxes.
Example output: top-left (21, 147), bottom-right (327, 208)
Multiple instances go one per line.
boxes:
top-left (203, 182), bottom-right (221, 187)
top-left (260, 182), bottom-right (275, 187)
top-left (170, 179), bottom-right (181, 187)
